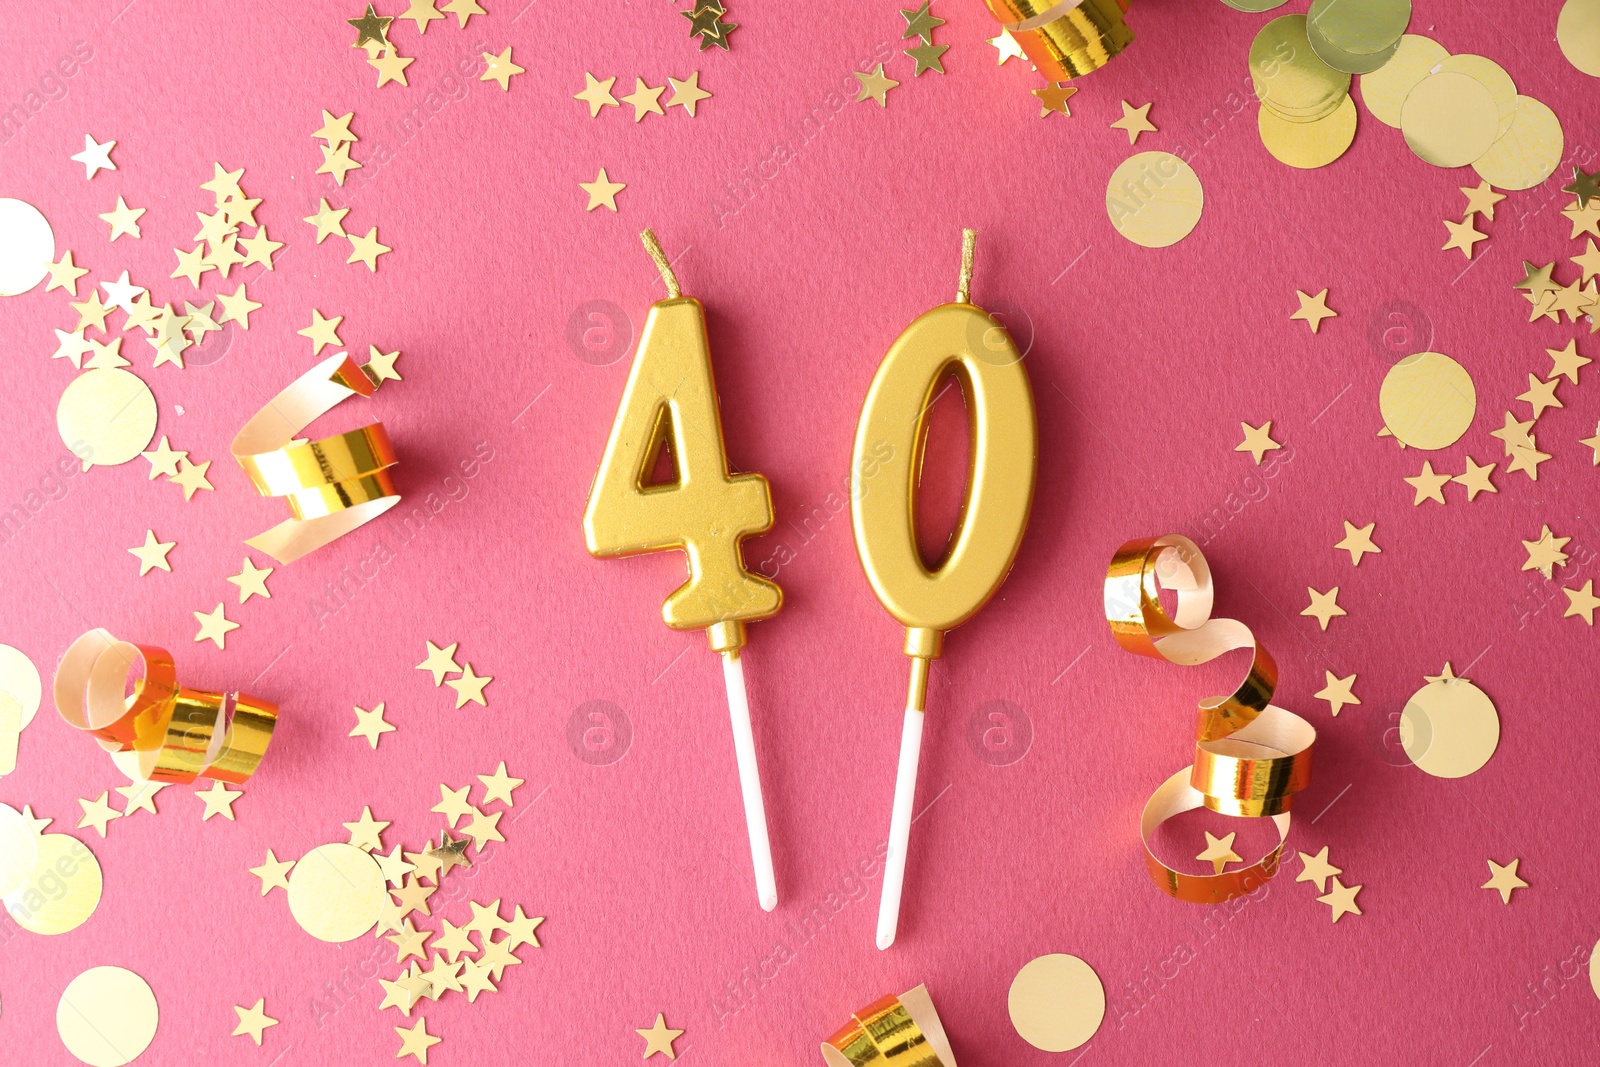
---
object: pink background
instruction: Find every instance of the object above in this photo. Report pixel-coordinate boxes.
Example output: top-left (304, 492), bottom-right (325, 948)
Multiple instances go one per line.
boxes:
top-left (3, 1), bottom-right (1599, 1064)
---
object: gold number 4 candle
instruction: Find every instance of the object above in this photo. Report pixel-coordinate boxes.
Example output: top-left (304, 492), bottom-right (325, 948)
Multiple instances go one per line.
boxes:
top-left (584, 230), bottom-right (784, 911)
top-left (851, 230), bottom-right (1037, 949)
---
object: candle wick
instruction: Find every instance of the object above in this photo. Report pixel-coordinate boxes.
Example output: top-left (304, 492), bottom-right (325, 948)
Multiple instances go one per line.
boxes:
top-left (640, 228), bottom-right (682, 298)
top-left (956, 228), bottom-right (976, 304)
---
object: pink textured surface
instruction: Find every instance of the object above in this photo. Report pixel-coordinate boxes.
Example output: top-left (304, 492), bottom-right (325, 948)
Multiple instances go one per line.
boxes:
top-left (3, 1), bottom-right (1599, 1064)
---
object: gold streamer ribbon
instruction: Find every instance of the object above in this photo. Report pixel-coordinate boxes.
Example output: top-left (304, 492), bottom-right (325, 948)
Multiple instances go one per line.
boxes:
top-left (1104, 535), bottom-right (1316, 903)
top-left (982, 0), bottom-right (1134, 80)
top-left (821, 985), bottom-right (957, 1067)
top-left (232, 352), bottom-right (400, 564)
top-left (53, 630), bottom-right (277, 784)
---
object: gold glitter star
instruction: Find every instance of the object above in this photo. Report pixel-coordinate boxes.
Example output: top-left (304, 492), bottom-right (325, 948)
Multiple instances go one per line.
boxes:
top-left (197, 780), bottom-right (243, 821)
top-left (665, 71), bottom-right (713, 115)
top-left (1032, 83), bottom-right (1076, 117)
top-left (193, 602), bottom-right (240, 649)
top-left (232, 998), bottom-right (278, 1045)
top-left (432, 783), bottom-right (475, 828)
top-left (416, 641), bottom-right (461, 685)
top-left (421, 954), bottom-right (463, 999)
top-left (71, 290), bottom-right (112, 333)
top-left (1504, 443), bottom-right (1552, 480)
top-left (219, 195), bottom-right (261, 228)
top-left (366, 345), bottom-right (403, 382)
top-left (480, 47), bottom-right (525, 92)
top-left (348, 4), bottom-right (393, 49)
top-left (170, 457), bottom-right (214, 499)
top-left (85, 337), bottom-right (128, 369)
top-left (392, 876), bottom-right (437, 919)
top-left (304, 198), bottom-right (350, 243)
top-left (184, 302), bottom-right (220, 340)
top-left (370, 48), bottom-right (415, 88)
top-left (1451, 457), bottom-right (1498, 500)
top-left (378, 970), bottom-right (429, 1016)
top-left (1301, 586), bottom-right (1346, 630)
top-left (1195, 830), bottom-right (1241, 874)
top-left (1516, 373), bottom-right (1562, 419)
top-left (1296, 846), bottom-right (1342, 892)
top-left (1522, 525), bottom-right (1570, 579)
top-left (442, 0), bottom-right (484, 27)
top-left (461, 806), bottom-right (504, 850)
top-left (77, 791), bottom-right (121, 837)
top-left (170, 245), bottom-right (211, 288)
top-left (622, 77), bottom-right (666, 121)
top-left (1564, 580), bottom-right (1600, 625)
top-left (1563, 199), bottom-right (1600, 239)
top-left (1314, 671), bottom-right (1360, 716)
top-left (1514, 260), bottom-right (1559, 300)
top-left (315, 109), bottom-right (358, 147)
top-left (71, 133), bottom-right (117, 178)
top-left (579, 168), bottom-right (625, 212)
top-left (906, 42), bottom-right (950, 76)
top-left (989, 28), bottom-right (1025, 63)
top-left (141, 436), bottom-right (186, 478)
top-left (51, 329), bottom-right (93, 368)
top-left (1565, 165), bottom-right (1600, 208)
top-left (115, 779), bottom-right (167, 815)
top-left (298, 309), bottom-right (344, 354)
top-left (345, 806), bottom-right (390, 851)
top-left (99, 195), bottom-right (145, 240)
top-left (347, 226), bottom-right (392, 271)
top-left (1403, 460), bottom-right (1449, 505)
top-left (248, 849), bottom-right (295, 895)
top-left (388, 919), bottom-right (432, 964)
top-left (478, 761), bottom-right (523, 806)
top-left (194, 208), bottom-right (233, 246)
top-left (394, 1018), bottom-right (442, 1063)
top-left (500, 905), bottom-right (543, 950)
top-left (637, 1014), bottom-right (684, 1060)
top-left (215, 283), bottom-right (261, 328)
top-left (465, 898), bottom-right (505, 937)
top-left (1316, 877), bottom-right (1362, 922)
top-left (854, 64), bottom-right (900, 107)
top-left (1111, 100), bottom-right (1157, 145)
top-left (1581, 422), bottom-right (1600, 464)
top-left (428, 833), bottom-right (472, 878)
top-left (1459, 180), bottom-right (1504, 220)
top-left (400, 0), bottom-right (445, 32)
top-left (1334, 521), bottom-right (1379, 566)
top-left (43, 250), bottom-right (89, 294)
top-left (458, 960), bottom-right (497, 1002)
top-left (406, 845), bottom-right (445, 885)
top-left (317, 142), bottom-right (363, 186)
top-left (1489, 411), bottom-right (1535, 454)
top-left (238, 227), bottom-right (283, 269)
top-left (1574, 239), bottom-right (1600, 282)
top-left (375, 844), bottom-right (416, 886)
top-left (433, 919), bottom-right (476, 962)
top-left (575, 72), bottom-right (619, 116)
top-left (351, 702), bottom-right (396, 749)
top-left (900, 0), bottom-right (945, 41)
top-left (1482, 858), bottom-right (1528, 904)
top-left (1290, 287), bottom-right (1338, 332)
top-left (477, 936), bottom-right (522, 980)
top-left (226, 557), bottom-right (274, 602)
top-left (129, 529), bottom-right (175, 575)
top-left (1235, 420), bottom-right (1281, 464)
top-left (201, 162), bottom-right (245, 204)
top-left (446, 663), bottom-right (492, 707)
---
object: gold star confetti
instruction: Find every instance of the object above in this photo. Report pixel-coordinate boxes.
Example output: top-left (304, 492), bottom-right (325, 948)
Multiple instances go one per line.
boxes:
top-left (1565, 165), bottom-right (1600, 208)
top-left (197, 780), bottom-right (242, 821)
top-left (122, 293), bottom-right (162, 333)
top-left (1196, 830), bottom-right (1241, 874)
top-left (1546, 340), bottom-right (1591, 384)
top-left (388, 919), bottom-right (432, 963)
top-left (193, 603), bottom-right (239, 649)
top-left (417, 641), bottom-right (461, 684)
top-left (376, 844), bottom-right (416, 886)
top-left (77, 791), bottom-right (121, 837)
top-left (298, 309), bottom-right (344, 354)
top-left (1334, 521), bottom-right (1379, 566)
top-left (458, 960), bottom-right (497, 1002)
top-left (85, 337), bottom-right (128, 369)
top-left (1504, 442), bottom-right (1552, 480)
top-left (406, 845), bottom-right (445, 885)
top-left (226, 557), bottom-right (274, 602)
top-left (622, 77), bottom-right (666, 121)
top-left (1514, 260), bottom-right (1559, 299)
top-left (141, 436), bottom-right (185, 478)
top-left (1581, 422), bottom-right (1600, 464)
top-left (304, 198), bottom-right (350, 243)
top-left (433, 783), bottom-right (475, 828)
top-left (231, 999), bottom-right (278, 1045)
top-left (477, 936), bottom-right (521, 980)
top-left (481, 47), bottom-right (524, 91)
top-left (1563, 580), bottom-right (1600, 624)
top-left (98, 196), bottom-right (145, 240)
top-left (315, 109), bottom-right (357, 147)
top-left (194, 208), bottom-right (232, 246)
top-left (71, 290), bottom-right (112, 333)
top-left (1290, 288), bottom-right (1337, 332)
top-left (1563, 199), bottom-right (1600, 239)
top-left (478, 761), bottom-right (523, 806)
top-left (71, 133), bottom-right (117, 178)
top-left (128, 530), bottom-right (175, 575)
top-left (465, 898), bottom-right (504, 937)
top-left (400, 0), bottom-right (445, 31)
top-left (1296, 846), bottom-right (1342, 892)
top-left (579, 168), bottom-right (625, 212)
top-left (429, 834), bottom-right (472, 877)
top-left (1235, 420), bottom-right (1281, 464)
top-left (665, 72), bottom-right (712, 115)
top-left (446, 663), bottom-right (492, 707)
top-left (370, 48), bottom-right (415, 88)
top-left (318, 142), bottom-right (363, 186)
top-left (1460, 180), bottom-right (1504, 220)
top-left (347, 226), bottom-right (392, 271)
top-left (421, 955), bottom-right (464, 999)
top-left (1452, 457), bottom-right (1498, 500)
top-left (900, 0), bottom-right (945, 41)
top-left (1317, 877), bottom-right (1362, 922)
top-left (1574, 239), bottom-right (1600, 282)
top-left (239, 227), bottom-right (283, 269)
top-left (351, 702), bottom-right (396, 749)
top-left (1111, 101), bottom-right (1157, 145)
top-left (170, 457), bottom-right (214, 500)
top-left (395, 1018), bottom-right (442, 1063)
top-left (215, 283), bottom-right (261, 328)
top-left (433, 919), bottom-right (476, 962)
top-left (20, 806), bottom-right (50, 834)
top-left (51, 329), bottom-right (92, 368)
top-left (115, 780), bottom-right (167, 815)
top-left (170, 245), bottom-right (210, 288)
top-left (43, 250), bottom-right (89, 294)
top-left (855, 64), bottom-right (899, 107)
top-left (248, 849), bottom-right (294, 895)
top-left (1516, 374), bottom-right (1562, 418)
top-left (1404, 460), bottom-right (1450, 505)
top-left (348, 4), bottom-right (393, 49)
top-left (637, 1014), bottom-right (684, 1060)
top-left (1550, 279), bottom-right (1591, 322)
top-left (575, 72), bottom-right (619, 116)
top-left (442, 0), bottom-right (484, 27)
top-left (1314, 671), bottom-right (1360, 716)
top-left (1489, 411), bottom-right (1535, 453)
top-left (989, 27), bottom-right (1025, 63)
top-left (367, 345), bottom-right (403, 382)
top-left (1482, 858), bottom-right (1527, 904)
top-left (1522, 525), bottom-right (1571, 579)
top-left (1301, 586), bottom-right (1345, 630)
top-left (1032, 83), bottom-right (1076, 117)
top-left (906, 42), bottom-right (949, 75)
top-left (500, 905), bottom-right (543, 949)
top-left (379, 970), bottom-right (429, 1016)
top-left (1441, 217), bottom-right (1487, 258)
top-left (392, 875), bottom-right (437, 919)
top-left (461, 806), bottom-right (504, 850)
top-left (201, 161), bottom-right (244, 202)
top-left (345, 806), bottom-right (390, 851)
top-left (183, 301), bottom-right (220, 339)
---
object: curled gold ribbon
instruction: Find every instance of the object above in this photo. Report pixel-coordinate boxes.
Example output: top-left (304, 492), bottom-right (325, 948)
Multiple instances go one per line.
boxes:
top-left (983, 0), bottom-right (1134, 80)
top-left (1104, 535), bottom-right (1315, 904)
top-left (54, 630), bottom-right (277, 784)
top-left (821, 985), bottom-right (956, 1067)
top-left (232, 352), bottom-right (400, 564)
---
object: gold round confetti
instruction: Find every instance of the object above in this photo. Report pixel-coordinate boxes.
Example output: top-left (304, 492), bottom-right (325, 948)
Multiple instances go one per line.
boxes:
top-left (0, 198), bottom-right (54, 297)
top-left (1400, 673), bottom-right (1499, 779)
top-left (57, 966), bottom-right (159, 1067)
top-left (0, 643), bottom-right (42, 731)
top-left (1559, 0), bottom-right (1600, 77)
top-left (1259, 95), bottom-right (1358, 169)
top-left (1249, 16), bottom-right (1351, 122)
top-left (1438, 54), bottom-right (1518, 139)
top-left (1472, 97), bottom-right (1564, 191)
top-left (1106, 151), bottom-right (1203, 249)
top-left (1221, 0), bottom-right (1289, 10)
top-left (1379, 351), bottom-right (1475, 449)
top-left (1008, 953), bottom-right (1105, 1052)
top-left (4, 833), bottom-right (103, 935)
top-left (56, 368), bottom-right (158, 469)
top-left (1590, 935), bottom-right (1600, 1000)
top-left (1306, 15), bottom-right (1402, 75)
top-left (286, 842), bottom-right (386, 942)
top-left (1307, 0), bottom-right (1410, 58)
top-left (1358, 35), bottom-right (1448, 127)
top-left (0, 803), bottom-right (39, 898)
top-left (1400, 72), bottom-right (1499, 168)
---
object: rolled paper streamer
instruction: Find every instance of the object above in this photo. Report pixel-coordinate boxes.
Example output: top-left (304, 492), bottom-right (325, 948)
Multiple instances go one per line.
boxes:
top-left (54, 630), bottom-right (277, 784)
top-left (821, 985), bottom-right (958, 1067)
top-left (232, 352), bottom-right (400, 564)
top-left (983, 0), bottom-right (1134, 80)
top-left (1103, 535), bottom-right (1315, 903)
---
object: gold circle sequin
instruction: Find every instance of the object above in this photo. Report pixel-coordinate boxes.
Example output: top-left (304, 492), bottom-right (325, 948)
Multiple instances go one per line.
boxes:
top-left (1250, 16), bottom-right (1351, 122)
top-left (1472, 97), bottom-right (1565, 191)
top-left (0, 198), bottom-right (54, 297)
top-left (1307, 19), bottom-right (1402, 75)
top-left (1400, 675), bottom-right (1499, 779)
top-left (57, 966), bottom-right (159, 1067)
top-left (1259, 95), bottom-right (1358, 169)
top-left (1438, 54), bottom-right (1518, 139)
top-left (1221, 0), bottom-right (1289, 10)
top-left (56, 368), bottom-right (158, 469)
top-left (0, 643), bottom-right (41, 730)
top-left (1400, 72), bottom-right (1498, 168)
top-left (286, 842), bottom-right (386, 942)
top-left (4, 833), bottom-right (103, 935)
top-left (1379, 351), bottom-right (1476, 449)
top-left (1105, 152), bottom-right (1204, 249)
top-left (1559, 0), bottom-right (1600, 76)
top-left (1358, 34), bottom-right (1449, 128)
top-left (1307, 0), bottom-right (1410, 58)
top-left (0, 803), bottom-right (39, 898)
top-left (1008, 954), bottom-right (1106, 1052)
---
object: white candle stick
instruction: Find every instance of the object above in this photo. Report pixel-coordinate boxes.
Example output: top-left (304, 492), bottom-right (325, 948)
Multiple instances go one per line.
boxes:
top-left (875, 703), bottom-right (925, 950)
top-left (722, 650), bottom-right (778, 912)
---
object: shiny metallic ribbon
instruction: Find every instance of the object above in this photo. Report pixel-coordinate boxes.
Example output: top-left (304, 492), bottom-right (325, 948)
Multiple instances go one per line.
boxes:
top-left (821, 985), bottom-right (956, 1067)
top-left (54, 630), bottom-right (277, 784)
top-left (1104, 535), bottom-right (1316, 903)
top-left (232, 352), bottom-right (400, 564)
top-left (983, 0), bottom-right (1134, 80)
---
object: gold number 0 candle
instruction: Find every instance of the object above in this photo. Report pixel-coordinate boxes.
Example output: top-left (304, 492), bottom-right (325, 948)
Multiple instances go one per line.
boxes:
top-left (584, 230), bottom-right (784, 912)
top-left (851, 230), bottom-right (1037, 949)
